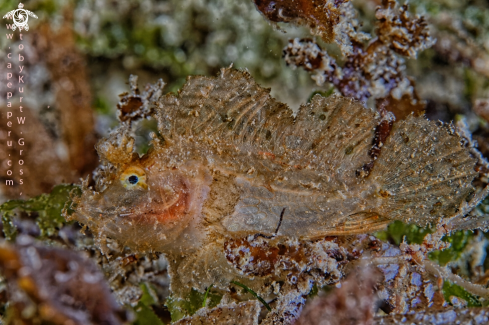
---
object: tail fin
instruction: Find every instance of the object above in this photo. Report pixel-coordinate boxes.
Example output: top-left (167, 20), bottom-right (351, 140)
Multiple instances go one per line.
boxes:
top-left (370, 115), bottom-right (478, 226)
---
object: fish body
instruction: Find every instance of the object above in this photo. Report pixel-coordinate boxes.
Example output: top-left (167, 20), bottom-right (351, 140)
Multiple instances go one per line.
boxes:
top-left (72, 67), bottom-right (476, 262)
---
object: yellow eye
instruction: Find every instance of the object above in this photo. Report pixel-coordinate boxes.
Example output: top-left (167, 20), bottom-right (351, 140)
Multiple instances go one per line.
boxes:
top-left (120, 166), bottom-right (148, 190)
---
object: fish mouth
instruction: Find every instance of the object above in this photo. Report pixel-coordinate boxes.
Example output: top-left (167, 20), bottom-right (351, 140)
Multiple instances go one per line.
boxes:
top-left (72, 192), bottom-right (157, 229)
top-left (113, 204), bottom-right (188, 228)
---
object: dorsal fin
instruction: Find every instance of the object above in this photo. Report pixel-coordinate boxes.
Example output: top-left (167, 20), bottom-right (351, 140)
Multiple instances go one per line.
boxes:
top-left (155, 68), bottom-right (293, 144)
top-left (154, 68), bottom-right (377, 186)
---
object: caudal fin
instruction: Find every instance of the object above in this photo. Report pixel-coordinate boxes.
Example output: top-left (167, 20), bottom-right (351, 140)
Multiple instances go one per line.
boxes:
top-left (370, 115), bottom-right (478, 226)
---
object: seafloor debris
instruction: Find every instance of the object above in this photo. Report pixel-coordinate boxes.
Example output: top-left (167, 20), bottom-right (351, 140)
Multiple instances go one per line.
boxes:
top-left (174, 300), bottom-right (261, 325)
top-left (374, 306), bottom-right (489, 325)
top-left (67, 67), bottom-right (486, 322)
top-left (224, 236), bottom-right (350, 279)
top-left (282, 0), bottom-right (434, 119)
top-left (0, 235), bottom-right (130, 325)
top-left (295, 266), bottom-right (380, 325)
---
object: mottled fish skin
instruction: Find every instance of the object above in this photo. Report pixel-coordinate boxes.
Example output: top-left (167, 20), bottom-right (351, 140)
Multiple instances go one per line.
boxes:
top-left (71, 68), bottom-right (477, 255)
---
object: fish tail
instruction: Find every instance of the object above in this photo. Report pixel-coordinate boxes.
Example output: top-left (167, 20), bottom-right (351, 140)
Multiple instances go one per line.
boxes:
top-left (368, 115), bottom-right (477, 226)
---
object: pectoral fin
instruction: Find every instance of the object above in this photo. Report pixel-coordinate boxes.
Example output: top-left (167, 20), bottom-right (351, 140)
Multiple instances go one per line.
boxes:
top-left (324, 212), bottom-right (390, 236)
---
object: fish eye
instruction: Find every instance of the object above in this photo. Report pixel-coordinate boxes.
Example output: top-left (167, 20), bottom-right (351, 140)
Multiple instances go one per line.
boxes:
top-left (128, 175), bottom-right (139, 185)
top-left (120, 166), bottom-right (147, 190)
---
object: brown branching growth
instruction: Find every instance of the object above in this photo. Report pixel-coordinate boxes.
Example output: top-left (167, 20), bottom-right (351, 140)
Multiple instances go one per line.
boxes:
top-left (282, 0), bottom-right (433, 119)
top-left (253, 0), bottom-right (368, 54)
top-left (375, 0), bottom-right (433, 59)
top-left (116, 74), bottom-right (165, 123)
top-left (0, 237), bottom-right (130, 325)
top-left (253, 0), bottom-right (344, 43)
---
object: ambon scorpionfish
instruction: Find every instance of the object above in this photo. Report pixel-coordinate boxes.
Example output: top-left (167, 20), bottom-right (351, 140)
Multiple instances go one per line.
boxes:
top-left (70, 68), bottom-right (477, 296)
